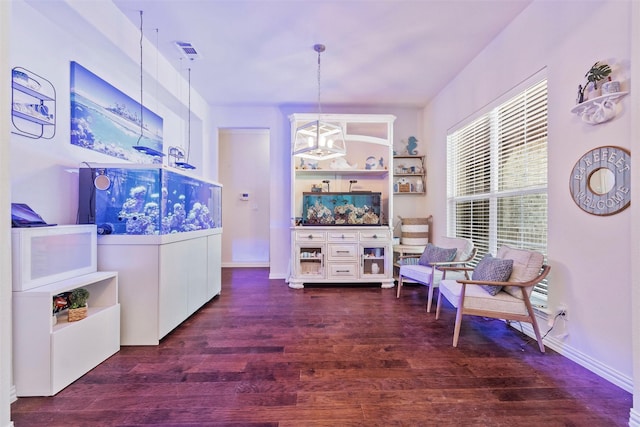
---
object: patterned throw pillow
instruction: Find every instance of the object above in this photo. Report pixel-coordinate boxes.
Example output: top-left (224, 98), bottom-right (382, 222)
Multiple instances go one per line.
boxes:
top-left (472, 253), bottom-right (514, 296)
top-left (418, 243), bottom-right (457, 267)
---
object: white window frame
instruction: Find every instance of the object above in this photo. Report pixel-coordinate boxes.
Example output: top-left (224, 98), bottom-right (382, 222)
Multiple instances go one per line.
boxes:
top-left (446, 73), bottom-right (548, 302)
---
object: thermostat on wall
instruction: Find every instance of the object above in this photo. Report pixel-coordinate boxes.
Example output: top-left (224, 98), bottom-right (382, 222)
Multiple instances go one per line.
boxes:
top-left (240, 192), bottom-right (249, 201)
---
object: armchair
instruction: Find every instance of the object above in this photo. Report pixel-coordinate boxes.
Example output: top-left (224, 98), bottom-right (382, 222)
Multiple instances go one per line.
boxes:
top-left (396, 236), bottom-right (476, 313)
top-left (436, 245), bottom-right (550, 353)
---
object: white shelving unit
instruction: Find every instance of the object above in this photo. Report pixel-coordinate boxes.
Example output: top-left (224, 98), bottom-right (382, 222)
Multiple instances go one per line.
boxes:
top-left (570, 91), bottom-right (629, 125)
top-left (288, 113), bottom-right (396, 288)
top-left (12, 225), bottom-right (119, 396)
top-left (11, 67), bottom-right (56, 139)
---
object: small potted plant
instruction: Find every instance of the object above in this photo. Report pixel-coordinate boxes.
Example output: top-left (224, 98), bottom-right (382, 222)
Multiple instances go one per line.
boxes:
top-left (67, 288), bottom-right (90, 322)
top-left (578, 61), bottom-right (612, 102)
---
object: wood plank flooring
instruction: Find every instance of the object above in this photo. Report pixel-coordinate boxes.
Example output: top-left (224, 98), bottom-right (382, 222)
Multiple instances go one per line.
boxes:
top-left (11, 267), bottom-right (632, 426)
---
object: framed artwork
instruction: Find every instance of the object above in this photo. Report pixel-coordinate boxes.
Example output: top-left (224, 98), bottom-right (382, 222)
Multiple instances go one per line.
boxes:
top-left (70, 61), bottom-right (163, 162)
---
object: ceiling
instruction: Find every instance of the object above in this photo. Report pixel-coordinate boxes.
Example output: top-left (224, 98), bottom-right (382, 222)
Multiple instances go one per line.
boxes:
top-left (112, 0), bottom-right (532, 108)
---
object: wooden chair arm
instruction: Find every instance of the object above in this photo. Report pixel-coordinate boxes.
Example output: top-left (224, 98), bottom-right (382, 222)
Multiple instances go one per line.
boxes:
top-left (438, 265), bottom-right (474, 271)
top-left (397, 255), bottom-right (420, 260)
top-left (456, 264), bottom-right (551, 288)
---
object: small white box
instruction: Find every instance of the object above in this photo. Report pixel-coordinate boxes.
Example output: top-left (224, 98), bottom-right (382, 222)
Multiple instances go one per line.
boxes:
top-left (12, 225), bottom-right (97, 291)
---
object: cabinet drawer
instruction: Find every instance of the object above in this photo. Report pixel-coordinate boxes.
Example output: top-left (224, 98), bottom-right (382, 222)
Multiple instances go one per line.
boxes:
top-left (296, 231), bottom-right (326, 242)
top-left (359, 230), bottom-right (390, 241)
top-left (327, 231), bottom-right (358, 242)
top-left (328, 244), bottom-right (357, 259)
top-left (328, 263), bottom-right (358, 278)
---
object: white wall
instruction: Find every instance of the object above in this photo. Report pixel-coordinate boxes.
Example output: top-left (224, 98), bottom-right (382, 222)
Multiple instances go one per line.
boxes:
top-left (1, 3), bottom-right (14, 427)
top-left (424, 0), bottom-right (634, 396)
top-left (9, 0), bottom-right (212, 225)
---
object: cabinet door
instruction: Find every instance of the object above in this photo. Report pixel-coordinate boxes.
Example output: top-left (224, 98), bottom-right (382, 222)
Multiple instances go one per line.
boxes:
top-left (360, 245), bottom-right (388, 277)
top-left (297, 245), bottom-right (325, 278)
top-left (159, 241), bottom-right (190, 338)
top-left (208, 234), bottom-right (222, 298)
top-left (187, 237), bottom-right (209, 315)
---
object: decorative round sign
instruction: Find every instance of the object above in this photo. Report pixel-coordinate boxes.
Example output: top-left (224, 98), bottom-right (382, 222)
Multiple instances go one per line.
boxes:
top-left (569, 146), bottom-right (630, 216)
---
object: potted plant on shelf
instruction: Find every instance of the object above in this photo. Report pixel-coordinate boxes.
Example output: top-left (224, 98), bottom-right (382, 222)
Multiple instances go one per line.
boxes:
top-left (578, 61), bottom-right (612, 102)
top-left (67, 288), bottom-right (90, 322)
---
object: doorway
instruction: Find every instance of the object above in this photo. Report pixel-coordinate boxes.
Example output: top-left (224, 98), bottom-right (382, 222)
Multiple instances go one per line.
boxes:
top-left (219, 129), bottom-right (270, 267)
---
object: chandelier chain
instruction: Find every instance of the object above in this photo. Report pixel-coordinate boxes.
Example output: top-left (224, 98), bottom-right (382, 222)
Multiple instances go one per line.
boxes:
top-left (315, 44), bottom-right (325, 115)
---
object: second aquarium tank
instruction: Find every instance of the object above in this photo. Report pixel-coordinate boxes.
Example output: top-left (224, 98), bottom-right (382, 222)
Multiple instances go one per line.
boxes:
top-left (78, 165), bottom-right (222, 235)
top-left (301, 192), bottom-right (381, 225)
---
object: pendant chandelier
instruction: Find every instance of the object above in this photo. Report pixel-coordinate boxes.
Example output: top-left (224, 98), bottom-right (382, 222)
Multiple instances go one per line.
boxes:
top-left (292, 44), bottom-right (346, 161)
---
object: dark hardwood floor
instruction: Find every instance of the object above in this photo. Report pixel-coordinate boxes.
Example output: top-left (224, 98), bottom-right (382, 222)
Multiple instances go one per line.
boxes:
top-left (11, 267), bottom-right (632, 426)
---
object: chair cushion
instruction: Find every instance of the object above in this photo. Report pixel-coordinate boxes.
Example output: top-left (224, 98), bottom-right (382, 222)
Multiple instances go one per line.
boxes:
top-left (399, 263), bottom-right (434, 284)
top-left (438, 236), bottom-right (474, 262)
top-left (439, 279), bottom-right (528, 316)
top-left (418, 243), bottom-right (457, 266)
top-left (496, 246), bottom-right (544, 299)
top-left (400, 263), bottom-right (469, 287)
top-left (472, 254), bottom-right (513, 295)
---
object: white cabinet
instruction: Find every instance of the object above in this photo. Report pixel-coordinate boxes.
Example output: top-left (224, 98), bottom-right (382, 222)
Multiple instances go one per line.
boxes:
top-left (12, 226), bottom-right (119, 397)
top-left (97, 229), bottom-right (222, 345)
top-left (290, 226), bottom-right (393, 288)
top-left (289, 114), bottom-right (395, 288)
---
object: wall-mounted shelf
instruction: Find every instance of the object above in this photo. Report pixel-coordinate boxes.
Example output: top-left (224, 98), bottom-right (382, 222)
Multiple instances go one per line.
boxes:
top-left (11, 67), bottom-right (56, 139)
top-left (393, 155), bottom-right (425, 194)
top-left (570, 91), bottom-right (628, 125)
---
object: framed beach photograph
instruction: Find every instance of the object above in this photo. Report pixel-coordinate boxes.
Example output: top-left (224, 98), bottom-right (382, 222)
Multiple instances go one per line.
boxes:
top-left (70, 61), bottom-right (163, 162)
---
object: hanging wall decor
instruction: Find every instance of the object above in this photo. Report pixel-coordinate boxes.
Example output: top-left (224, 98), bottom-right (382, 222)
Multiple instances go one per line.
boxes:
top-left (569, 146), bottom-right (630, 216)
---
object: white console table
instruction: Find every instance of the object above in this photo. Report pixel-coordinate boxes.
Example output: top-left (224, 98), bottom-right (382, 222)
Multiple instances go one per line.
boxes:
top-left (12, 225), bottom-right (120, 396)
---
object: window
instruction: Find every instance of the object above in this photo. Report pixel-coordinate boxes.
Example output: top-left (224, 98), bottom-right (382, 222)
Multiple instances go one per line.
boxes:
top-left (447, 78), bottom-right (548, 300)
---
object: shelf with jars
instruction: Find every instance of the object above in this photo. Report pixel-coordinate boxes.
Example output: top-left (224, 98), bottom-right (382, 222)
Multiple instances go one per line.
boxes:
top-left (393, 155), bottom-right (425, 194)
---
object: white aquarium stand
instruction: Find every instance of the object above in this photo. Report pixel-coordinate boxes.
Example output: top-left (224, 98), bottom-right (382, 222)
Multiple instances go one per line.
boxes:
top-left (96, 229), bottom-right (222, 345)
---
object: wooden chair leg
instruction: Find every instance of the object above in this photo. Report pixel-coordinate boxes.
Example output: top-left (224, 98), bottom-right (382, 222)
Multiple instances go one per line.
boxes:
top-left (426, 276), bottom-right (434, 313)
top-left (396, 275), bottom-right (403, 298)
top-left (435, 291), bottom-right (442, 320)
top-left (523, 290), bottom-right (545, 353)
top-left (453, 306), bottom-right (463, 347)
top-left (452, 284), bottom-right (467, 347)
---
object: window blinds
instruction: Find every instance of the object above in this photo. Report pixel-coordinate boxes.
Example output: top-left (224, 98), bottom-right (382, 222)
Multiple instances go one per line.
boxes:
top-left (447, 79), bottom-right (548, 298)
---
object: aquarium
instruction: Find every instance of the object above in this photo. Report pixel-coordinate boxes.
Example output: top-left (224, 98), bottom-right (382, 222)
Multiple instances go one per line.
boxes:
top-left (301, 192), bottom-right (382, 226)
top-left (78, 165), bottom-right (222, 235)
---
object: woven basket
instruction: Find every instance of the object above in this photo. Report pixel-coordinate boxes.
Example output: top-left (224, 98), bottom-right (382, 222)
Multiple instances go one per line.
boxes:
top-left (400, 217), bottom-right (430, 245)
top-left (68, 306), bottom-right (88, 322)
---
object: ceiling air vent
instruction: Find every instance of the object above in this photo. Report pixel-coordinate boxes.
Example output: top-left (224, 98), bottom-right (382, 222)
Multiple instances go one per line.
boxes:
top-left (175, 41), bottom-right (201, 61)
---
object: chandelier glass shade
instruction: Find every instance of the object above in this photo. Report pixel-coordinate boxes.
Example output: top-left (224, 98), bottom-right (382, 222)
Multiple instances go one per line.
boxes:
top-left (293, 44), bottom-right (346, 161)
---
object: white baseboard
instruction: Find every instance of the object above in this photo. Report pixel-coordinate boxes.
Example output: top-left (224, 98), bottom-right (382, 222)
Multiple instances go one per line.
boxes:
top-left (9, 385), bottom-right (15, 404)
top-left (221, 262), bottom-right (269, 268)
top-left (515, 322), bottom-right (633, 393)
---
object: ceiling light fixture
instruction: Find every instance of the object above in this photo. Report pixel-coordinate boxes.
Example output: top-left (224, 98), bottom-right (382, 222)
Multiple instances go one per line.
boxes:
top-left (132, 10), bottom-right (164, 159)
top-left (174, 66), bottom-right (196, 170)
top-left (292, 44), bottom-right (346, 161)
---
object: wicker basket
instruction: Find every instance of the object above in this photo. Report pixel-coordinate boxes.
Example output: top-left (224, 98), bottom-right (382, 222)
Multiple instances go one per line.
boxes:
top-left (400, 217), bottom-right (431, 246)
top-left (68, 306), bottom-right (88, 322)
